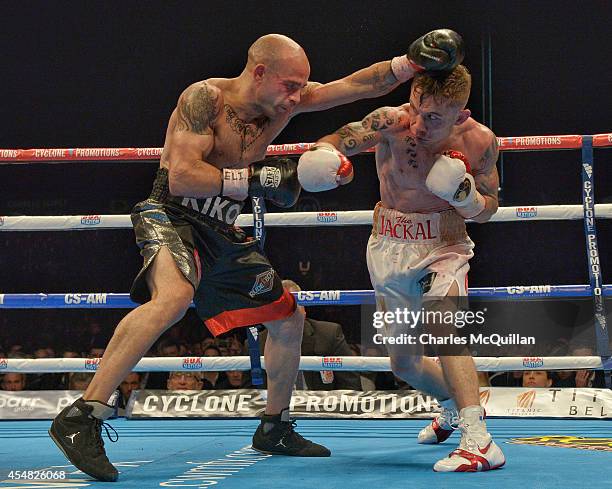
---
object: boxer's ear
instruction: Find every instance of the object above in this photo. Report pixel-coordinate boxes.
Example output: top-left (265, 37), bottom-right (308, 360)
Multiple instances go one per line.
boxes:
top-left (253, 64), bottom-right (266, 83)
top-left (455, 109), bottom-right (471, 125)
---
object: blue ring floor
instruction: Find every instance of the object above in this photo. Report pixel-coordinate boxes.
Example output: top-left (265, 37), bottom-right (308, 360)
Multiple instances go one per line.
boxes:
top-left (0, 418), bottom-right (610, 488)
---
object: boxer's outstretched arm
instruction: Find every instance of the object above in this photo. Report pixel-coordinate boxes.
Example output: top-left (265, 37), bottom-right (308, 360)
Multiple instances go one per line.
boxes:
top-left (295, 61), bottom-right (403, 113)
top-left (471, 136), bottom-right (500, 223)
top-left (162, 81), bottom-right (223, 198)
top-left (318, 106), bottom-right (401, 156)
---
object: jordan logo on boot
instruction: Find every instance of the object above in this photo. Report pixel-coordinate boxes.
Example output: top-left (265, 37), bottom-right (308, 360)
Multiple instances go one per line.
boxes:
top-left (66, 432), bottom-right (80, 444)
top-left (276, 437), bottom-right (287, 448)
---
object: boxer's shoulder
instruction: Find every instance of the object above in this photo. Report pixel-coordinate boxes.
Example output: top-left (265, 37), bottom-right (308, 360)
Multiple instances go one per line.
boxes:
top-left (363, 105), bottom-right (407, 133)
top-left (177, 80), bottom-right (224, 128)
top-left (456, 119), bottom-right (496, 163)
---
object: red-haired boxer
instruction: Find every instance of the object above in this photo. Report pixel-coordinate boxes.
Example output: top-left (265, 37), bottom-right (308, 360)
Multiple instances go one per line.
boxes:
top-left (299, 30), bottom-right (505, 472)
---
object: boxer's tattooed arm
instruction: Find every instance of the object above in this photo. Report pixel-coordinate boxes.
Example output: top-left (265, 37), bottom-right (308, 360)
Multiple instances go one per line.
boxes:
top-left (332, 122), bottom-right (379, 155)
top-left (474, 136), bottom-right (500, 199)
top-left (175, 82), bottom-right (219, 134)
top-left (325, 107), bottom-right (400, 156)
top-left (293, 62), bottom-right (400, 114)
top-left (363, 107), bottom-right (400, 131)
top-left (370, 65), bottom-right (398, 92)
top-left (470, 136), bottom-right (500, 222)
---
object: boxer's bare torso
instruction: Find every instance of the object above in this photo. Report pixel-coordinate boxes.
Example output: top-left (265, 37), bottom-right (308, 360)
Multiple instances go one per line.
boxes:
top-left (327, 101), bottom-right (499, 218)
top-left (374, 104), bottom-right (495, 214)
top-left (160, 79), bottom-right (299, 170)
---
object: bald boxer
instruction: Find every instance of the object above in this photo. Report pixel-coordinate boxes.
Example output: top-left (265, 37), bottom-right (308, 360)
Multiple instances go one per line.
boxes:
top-left (49, 32), bottom-right (432, 481)
top-left (300, 30), bottom-right (505, 472)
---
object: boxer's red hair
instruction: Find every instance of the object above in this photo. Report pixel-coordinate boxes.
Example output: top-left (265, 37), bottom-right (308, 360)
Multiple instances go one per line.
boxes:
top-left (412, 64), bottom-right (471, 108)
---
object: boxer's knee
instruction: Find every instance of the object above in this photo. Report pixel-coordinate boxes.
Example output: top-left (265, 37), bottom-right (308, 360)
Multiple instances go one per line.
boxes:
top-left (265, 306), bottom-right (304, 345)
top-left (151, 286), bottom-right (193, 325)
top-left (389, 354), bottom-right (425, 383)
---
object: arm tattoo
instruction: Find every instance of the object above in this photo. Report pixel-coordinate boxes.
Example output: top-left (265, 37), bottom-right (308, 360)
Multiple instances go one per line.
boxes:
top-left (367, 63), bottom-right (399, 92)
top-left (476, 137), bottom-right (500, 198)
top-left (480, 136), bottom-right (499, 170)
top-left (364, 108), bottom-right (396, 131)
top-left (334, 122), bottom-right (378, 154)
top-left (334, 123), bottom-right (361, 151)
top-left (175, 83), bottom-right (218, 134)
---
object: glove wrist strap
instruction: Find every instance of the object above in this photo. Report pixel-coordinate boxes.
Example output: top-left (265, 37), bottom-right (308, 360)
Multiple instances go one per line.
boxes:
top-left (391, 56), bottom-right (421, 82)
top-left (221, 168), bottom-right (249, 201)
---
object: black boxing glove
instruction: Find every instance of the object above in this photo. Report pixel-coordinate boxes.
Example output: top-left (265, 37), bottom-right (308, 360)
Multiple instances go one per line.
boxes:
top-left (391, 29), bottom-right (465, 81)
top-left (221, 157), bottom-right (301, 208)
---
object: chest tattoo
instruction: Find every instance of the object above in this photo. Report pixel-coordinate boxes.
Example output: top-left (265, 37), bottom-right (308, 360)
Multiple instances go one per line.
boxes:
top-left (404, 136), bottom-right (418, 168)
top-left (224, 104), bottom-right (269, 160)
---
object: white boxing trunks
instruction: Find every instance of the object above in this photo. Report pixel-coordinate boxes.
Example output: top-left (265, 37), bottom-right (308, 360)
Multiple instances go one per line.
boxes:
top-left (366, 203), bottom-right (474, 308)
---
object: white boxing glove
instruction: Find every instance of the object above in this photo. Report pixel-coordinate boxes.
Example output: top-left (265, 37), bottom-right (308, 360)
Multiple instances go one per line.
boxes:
top-left (297, 142), bottom-right (354, 192)
top-left (425, 150), bottom-right (485, 219)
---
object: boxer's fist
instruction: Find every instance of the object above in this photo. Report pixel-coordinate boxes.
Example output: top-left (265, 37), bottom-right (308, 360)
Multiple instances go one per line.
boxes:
top-left (221, 157), bottom-right (301, 208)
top-left (297, 143), bottom-right (354, 192)
top-left (408, 29), bottom-right (465, 73)
top-left (425, 150), bottom-right (485, 219)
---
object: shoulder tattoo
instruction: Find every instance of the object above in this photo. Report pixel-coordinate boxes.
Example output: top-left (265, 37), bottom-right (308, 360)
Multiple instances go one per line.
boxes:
top-left (175, 83), bottom-right (219, 134)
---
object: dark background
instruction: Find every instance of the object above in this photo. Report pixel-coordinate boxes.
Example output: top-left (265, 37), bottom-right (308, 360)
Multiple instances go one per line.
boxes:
top-left (1, 1), bottom-right (610, 346)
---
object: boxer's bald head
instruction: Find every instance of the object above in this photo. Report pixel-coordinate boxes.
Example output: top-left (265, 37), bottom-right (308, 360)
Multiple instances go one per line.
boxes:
top-left (247, 34), bottom-right (308, 71)
top-left (242, 34), bottom-right (310, 118)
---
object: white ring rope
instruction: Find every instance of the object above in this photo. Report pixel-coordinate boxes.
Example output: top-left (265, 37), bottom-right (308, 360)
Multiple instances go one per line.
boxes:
top-left (1, 355), bottom-right (607, 374)
top-left (1, 204), bottom-right (611, 231)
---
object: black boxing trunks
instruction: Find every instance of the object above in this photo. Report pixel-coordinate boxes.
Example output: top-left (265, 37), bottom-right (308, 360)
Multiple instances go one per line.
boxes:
top-left (129, 168), bottom-right (296, 336)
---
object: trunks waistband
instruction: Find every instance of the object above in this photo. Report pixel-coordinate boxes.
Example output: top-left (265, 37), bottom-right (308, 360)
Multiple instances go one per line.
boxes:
top-left (149, 168), bottom-right (245, 226)
top-left (372, 202), bottom-right (467, 244)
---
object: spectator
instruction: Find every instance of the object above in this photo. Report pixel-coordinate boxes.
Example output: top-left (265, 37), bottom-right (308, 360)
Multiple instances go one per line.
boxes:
top-left (217, 370), bottom-right (252, 389)
top-left (69, 372), bottom-right (94, 391)
top-left (200, 338), bottom-right (215, 351)
top-left (1, 373), bottom-right (27, 391)
top-left (146, 339), bottom-right (182, 388)
top-left (157, 339), bottom-right (181, 357)
top-left (119, 372), bottom-right (142, 410)
top-left (227, 337), bottom-right (244, 356)
top-left (522, 371), bottom-right (553, 388)
top-left (8, 344), bottom-right (25, 357)
top-left (201, 346), bottom-right (224, 389)
top-left (167, 372), bottom-right (203, 390)
top-left (555, 345), bottom-right (606, 388)
top-left (489, 370), bottom-right (522, 387)
top-left (259, 280), bottom-right (362, 391)
top-left (88, 346), bottom-right (105, 359)
top-left (28, 346), bottom-right (62, 390)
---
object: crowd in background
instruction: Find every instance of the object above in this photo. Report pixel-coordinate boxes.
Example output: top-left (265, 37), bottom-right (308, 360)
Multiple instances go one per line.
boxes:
top-left (1, 308), bottom-right (606, 398)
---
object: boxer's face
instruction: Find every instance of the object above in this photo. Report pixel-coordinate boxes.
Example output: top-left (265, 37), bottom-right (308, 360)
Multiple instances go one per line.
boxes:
top-left (408, 87), bottom-right (470, 145)
top-left (254, 56), bottom-right (310, 118)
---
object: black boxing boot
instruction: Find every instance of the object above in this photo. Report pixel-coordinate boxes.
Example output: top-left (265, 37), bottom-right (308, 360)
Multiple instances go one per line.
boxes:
top-left (252, 408), bottom-right (330, 457)
top-left (49, 398), bottom-right (118, 482)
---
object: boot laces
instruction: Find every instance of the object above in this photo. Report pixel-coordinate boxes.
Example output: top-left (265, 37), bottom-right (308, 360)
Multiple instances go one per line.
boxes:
top-left (279, 420), bottom-right (305, 445)
top-left (439, 407), bottom-right (459, 429)
top-left (92, 419), bottom-right (119, 453)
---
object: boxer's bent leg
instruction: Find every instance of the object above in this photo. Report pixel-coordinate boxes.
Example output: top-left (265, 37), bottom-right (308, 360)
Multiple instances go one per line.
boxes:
top-left (431, 281), bottom-right (480, 410)
top-left (387, 347), bottom-right (451, 400)
top-left (84, 246), bottom-right (193, 402)
top-left (262, 306), bottom-right (305, 414)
